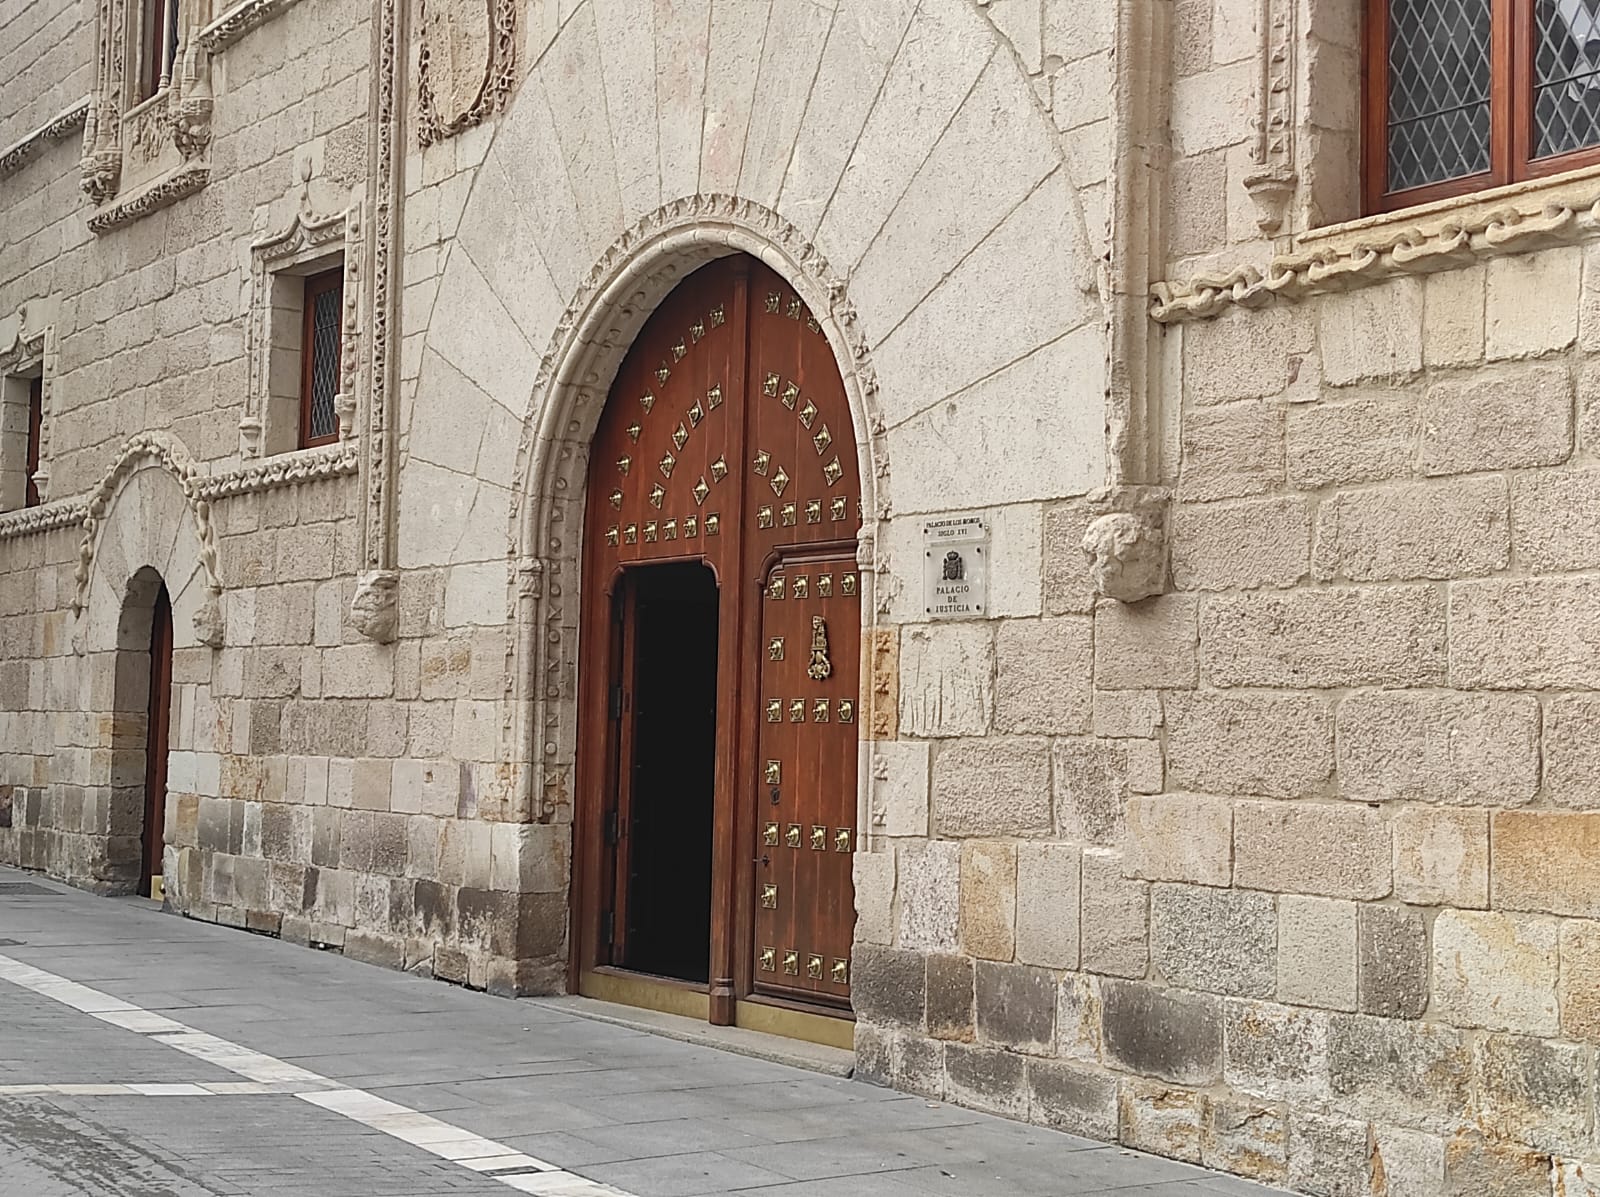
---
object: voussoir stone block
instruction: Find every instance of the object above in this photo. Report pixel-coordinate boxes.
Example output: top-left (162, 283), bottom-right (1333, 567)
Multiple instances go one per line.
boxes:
top-left (932, 738), bottom-right (1052, 837)
top-left (1151, 883), bottom-right (1275, 998)
top-left (1165, 691), bottom-right (1333, 798)
top-left (1336, 689), bottom-right (1539, 806)
top-left (1202, 585), bottom-right (1446, 688)
top-left (1233, 801), bottom-right (1391, 899)
top-left (1124, 794), bottom-right (1232, 887)
top-left (1432, 909), bottom-right (1559, 1035)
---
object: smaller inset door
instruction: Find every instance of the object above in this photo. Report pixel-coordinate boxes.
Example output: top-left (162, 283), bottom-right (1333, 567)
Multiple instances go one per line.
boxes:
top-left (141, 584), bottom-right (173, 900)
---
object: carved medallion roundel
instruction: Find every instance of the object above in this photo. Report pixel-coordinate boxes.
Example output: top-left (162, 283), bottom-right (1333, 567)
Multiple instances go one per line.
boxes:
top-left (418, 0), bottom-right (492, 130)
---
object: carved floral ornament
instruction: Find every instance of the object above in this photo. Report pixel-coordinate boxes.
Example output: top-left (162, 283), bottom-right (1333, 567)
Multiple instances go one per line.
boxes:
top-left (415, 0), bottom-right (516, 145)
top-left (498, 194), bottom-right (892, 824)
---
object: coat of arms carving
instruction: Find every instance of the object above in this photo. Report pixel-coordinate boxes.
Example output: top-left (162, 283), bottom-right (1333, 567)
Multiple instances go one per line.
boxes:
top-left (417, 0), bottom-right (517, 145)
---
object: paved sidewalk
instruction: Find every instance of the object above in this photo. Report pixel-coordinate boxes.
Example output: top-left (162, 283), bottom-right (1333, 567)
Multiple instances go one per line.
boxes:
top-left (0, 867), bottom-right (1289, 1197)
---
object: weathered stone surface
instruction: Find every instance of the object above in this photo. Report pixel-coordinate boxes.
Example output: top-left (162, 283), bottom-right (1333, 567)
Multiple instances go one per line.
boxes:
top-left (1287, 1109), bottom-right (1371, 1197)
top-left (851, 944), bottom-right (928, 1029)
top-left (1358, 903), bottom-right (1429, 1020)
top-left (1337, 690), bottom-right (1539, 806)
top-left (1202, 586), bottom-right (1447, 688)
top-left (1315, 476), bottom-right (1509, 582)
top-left (993, 617), bottom-right (1093, 735)
top-left (1543, 694), bottom-right (1600, 809)
top-left (1287, 393), bottom-right (1419, 489)
top-left (1124, 794), bottom-right (1232, 887)
top-left (1151, 884), bottom-right (1275, 998)
top-left (1319, 277), bottom-right (1424, 386)
top-left (1277, 895), bottom-right (1356, 1012)
top-left (1170, 496), bottom-right (1310, 591)
top-left (1052, 737), bottom-right (1129, 845)
top-left (1042, 500), bottom-right (1097, 616)
top-left (1058, 972), bottom-right (1104, 1063)
top-left (959, 840), bottom-right (1016, 961)
top-left (1371, 1126), bottom-right (1446, 1197)
top-left (1165, 690), bottom-right (1332, 798)
top-left (932, 738), bottom-right (1052, 837)
top-left (1419, 362), bottom-right (1573, 476)
top-left (1101, 980), bottom-right (1222, 1085)
top-left (1080, 850), bottom-right (1148, 978)
top-left (1026, 1058), bottom-right (1118, 1139)
top-left (1328, 1013), bottom-right (1471, 1132)
top-left (1392, 807), bottom-right (1490, 908)
top-left (1474, 1033), bottom-right (1591, 1155)
top-left (1443, 1133), bottom-right (1553, 1197)
top-left (1202, 1097), bottom-right (1288, 1184)
top-left (1558, 919), bottom-right (1600, 1042)
top-left (976, 960), bottom-right (1056, 1052)
top-left (897, 840), bottom-right (960, 952)
top-left (1118, 1079), bottom-right (1204, 1164)
top-left (1182, 303), bottom-right (1312, 405)
top-left (1486, 248), bottom-right (1580, 359)
top-left (1432, 910), bottom-right (1559, 1035)
top-left (926, 953), bottom-right (975, 1041)
top-left (1093, 594), bottom-right (1199, 690)
top-left (1509, 466), bottom-right (1600, 572)
top-left (1224, 1000), bottom-right (1329, 1101)
top-left (1179, 399), bottom-right (1286, 501)
top-left (1093, 689), bottom-right (1163, 738)
top-left (1015, 842), bottom-right (1080, 969)
top-left (898, 624), bottom-right (994, 737)
top-left (1233, 802), bottom-right (1391, 899)
top-left (1451, 577), bottom-right (1600, 688)
top-left (943, 1043), bottom-right (1027, 1119)
top-left (1493, 811), bottom-right (1600, 917)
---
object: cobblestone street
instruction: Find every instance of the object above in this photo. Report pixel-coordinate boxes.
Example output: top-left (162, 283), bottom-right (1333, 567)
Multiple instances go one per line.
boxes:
top-left (0, 867), bottom-right (1286, 1197)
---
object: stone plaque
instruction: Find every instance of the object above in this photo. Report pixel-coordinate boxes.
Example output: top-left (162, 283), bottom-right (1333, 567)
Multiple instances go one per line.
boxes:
top-left (419, 0), bottom-right (493, 131)
top-left (922, 516), bottom-right (988, 619)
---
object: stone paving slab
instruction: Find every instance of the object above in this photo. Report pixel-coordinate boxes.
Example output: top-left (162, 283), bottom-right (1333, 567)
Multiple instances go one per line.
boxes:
top-left (0, 867), bottom-right (1293, 1197)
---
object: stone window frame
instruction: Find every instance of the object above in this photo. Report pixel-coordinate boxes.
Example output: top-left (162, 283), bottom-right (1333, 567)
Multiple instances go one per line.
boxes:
top-left (0, 318), bottom-right (57, 513)
top-left (243, 203), bottom-right (363, 462)
top-left (79, 0), bottom-right (308, 231)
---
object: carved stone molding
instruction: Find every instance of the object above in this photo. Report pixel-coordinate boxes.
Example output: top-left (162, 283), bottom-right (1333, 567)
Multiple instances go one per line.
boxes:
top-left (72, 433), bottom-right (225, 648)
top-left (196, 443), bottom-right (360, 501)
top-left (0, 306), bottom-right (58, 506)
top-left (1244, 0), bottom-right (1296, 236)
top-left (0, 99), bottom-right (90, 178)
top-left (416, 0), bottom-right (516, 146)
top-left (197, 0), bottom-right (308, 52)
top-left (0, 499), bottom-right (86, 539)
top-left (1152, 184), bottom-right (1600, 322)
top-left (349, 569), bottom-right (399, 642)
top-left (244, 192), bottom-right (364, 458)
top-left (1082, 485), bottom-right (1170, 604)
top-left (85, 164), bottom-right (209, 234)
top-left (502, 193), bottom-right (892, 827)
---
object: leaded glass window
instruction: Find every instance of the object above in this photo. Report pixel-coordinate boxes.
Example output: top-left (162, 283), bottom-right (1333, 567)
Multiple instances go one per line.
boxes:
top-left (300, 269), bottom-right (343, 449)
top-left (1386, 0), bottom-right (1493, 189)
top-left (1533, 0), bottom-right (1600, 158)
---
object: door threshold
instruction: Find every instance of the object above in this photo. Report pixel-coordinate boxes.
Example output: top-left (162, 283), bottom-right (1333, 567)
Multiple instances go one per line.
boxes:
top-left (546, 992), bottom-right (855, 1077)
top-left (577, 968), bottom-right (856, 1051)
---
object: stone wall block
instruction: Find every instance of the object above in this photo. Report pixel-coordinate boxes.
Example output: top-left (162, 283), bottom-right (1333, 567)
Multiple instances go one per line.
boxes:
top-left (1093, 690), bottom-right (1164, 738)
top-left (1328, 1013), bottom-right (1471, 1134)
top-left (993, 617), bottom-right (1092, 735)
top-left (1287, 393), bottom-right (1420, 489)
top-left (1510, 467), bottom-right (1600, 572)
top-left (1124, 794), bottom-right (1232, 887)
top-left (1558, 919), bottom-right (1600, 1042)
top-left (932, 738), bottom-right (1052, 837)
top-left (1493, 810), bottom-right (1600, 918)
top-left (1182, 304), bottom-right (1312, 405)
top-left (1179, 399), bottom-right (1286, 501)
top-left (897, 840), bottom-right (960, 952)
top-left (1314, 476), bottom-right (1509, 583)
top-left (1277, 895), bottom-right (1357, 1012)
top-left (1287, 1110), bottom-right (1373, 1197)
top-left (1318, 278), bottom-right (1424, 386)
top-left (869, 740), bottom-right (930, 839)
top-left (1486, 248), bottom-right (1580, 359)
top-left (1358, 903), bottom-right (1429, 1019)
top-left (1015, 842), bottom-right (1081, 969)
top-left (1392, 807), bottom-right (1490, 908)
top-left (1233, 801), bottom-right (1391, 899)
top-left (1542, 694), bottom-right (1600, 809)
top-left (926, 953), bottom-right (975, 1041)
top-left (1052, 736), bottom-right (1130, 845)
top-left (899, 624), bottom-right (994, 738)
top-left (1224, 999), bottom-right (1330, 1105)
top-left (1170, 496), bottom-right (1310, 591)
top-left (959, 840), bottom-right (1017, 961)
top-left (1473, 1033), bottom-right (1591, 1156)
top-left (1058, 972), bottom-right (1105, 1063)
top-left (1026, 1058), bottom-right (1118, 1140)
top-left (1337, 690), bottom-right (1539, 807)
top-left (975, 961), bottom-right (1057, 1053)
top-left (1118, 1079), bottom-right (1204, 1164)
top-left (1201, 1097), bottom-right (1288, 1184)
top-left (1419, 362), bottom-right (1573, 476)
top-left (1165, 691), bottom-right (1333, 798)
top-left (1102, 979), bottom-right (1222, 1085)
top-left (1042, 501), bottom-right (1096, 616)
top-left (1080, 849), bottom-right (1149, 978)
top-left (849, 944), bottom-right (928, 1029)
top-left (1151, 883), bottom-right (1275, 998)
top-left (1094, 594), bottom-right (1199, 690)
top-left (1442, 1132), bottom-right (1555, 1197)
top-left (944, 1043), bottom-right (1028, 1119)
top-left (1432, 909), bottom-right (1559, 1035)
top-left (1202, 586), bottom-right (1446, 689)
top-left (1451, 577), bottom-right (1600, 688)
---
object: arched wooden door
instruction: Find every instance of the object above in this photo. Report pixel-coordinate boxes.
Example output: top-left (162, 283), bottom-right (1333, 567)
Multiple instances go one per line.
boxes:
top-left (575, 256), bottom-right (861, 1036)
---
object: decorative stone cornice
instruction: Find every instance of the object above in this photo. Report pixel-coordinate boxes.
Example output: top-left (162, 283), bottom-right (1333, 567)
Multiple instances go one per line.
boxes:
top-left (196, 443), bottom-right (359, 500)
top-left (86, 164), bottom-right (209, 234)
top-left (0, 99), bottom-right (90, 178)
top-left (196, 0), bottom-right (307, 52)
top-left (1152, 185), bottom-right (1600, 323)
top-left (0, 500), bottom-right (86, 539)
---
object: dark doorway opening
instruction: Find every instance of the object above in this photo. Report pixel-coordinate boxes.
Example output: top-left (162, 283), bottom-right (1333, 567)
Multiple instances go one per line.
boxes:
top-left (611, 562), bottom-right (719, 984)
top-left (140, 582), bottom-right (173, 899)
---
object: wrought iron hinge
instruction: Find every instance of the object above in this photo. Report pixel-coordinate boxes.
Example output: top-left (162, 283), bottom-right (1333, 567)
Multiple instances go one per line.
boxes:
top-left (599, 910), bottom-right (615, 945)
top-left (603, 809), bottom-right (620, 846)
top-left (608, 685), bottom-right (623, 719)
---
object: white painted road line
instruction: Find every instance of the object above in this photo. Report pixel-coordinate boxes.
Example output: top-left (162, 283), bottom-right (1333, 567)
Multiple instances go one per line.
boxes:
top-left (0, 954), bottom-right (636, 1197)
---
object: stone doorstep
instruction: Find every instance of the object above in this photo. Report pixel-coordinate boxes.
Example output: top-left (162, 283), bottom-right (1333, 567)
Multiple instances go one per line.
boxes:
top-left (537, 995), bottom-right (854, 1079)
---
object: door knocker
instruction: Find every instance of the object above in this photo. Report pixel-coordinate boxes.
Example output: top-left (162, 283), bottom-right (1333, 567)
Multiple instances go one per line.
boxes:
top-left (807, 615), bottom-right (833, 681)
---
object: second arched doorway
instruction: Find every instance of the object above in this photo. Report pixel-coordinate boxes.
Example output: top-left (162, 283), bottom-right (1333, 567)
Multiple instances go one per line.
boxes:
top-left (574, 255), bottom-right (861, 1045)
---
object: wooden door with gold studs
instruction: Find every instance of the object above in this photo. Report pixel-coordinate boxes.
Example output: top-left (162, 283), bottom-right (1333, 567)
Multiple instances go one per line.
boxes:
top-left (576, 254), bottom-right (860, 1023)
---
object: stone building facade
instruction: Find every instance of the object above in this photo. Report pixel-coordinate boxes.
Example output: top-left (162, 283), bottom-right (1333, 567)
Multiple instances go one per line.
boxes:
top-left (6, 0), bottom-right (1600, 1192)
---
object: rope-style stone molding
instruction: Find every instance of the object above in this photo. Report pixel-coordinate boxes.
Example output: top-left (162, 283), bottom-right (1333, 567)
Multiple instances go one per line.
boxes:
top-left (1151, 190), bottom-right (1600, 322)
top-left (71, 433), bottom-right (225, 648)
top-left (86, 164), bottom-right (209, 234)
top-left (0, 99), bottom-right (89, 178)
top-left (196, 0), bottom-right (307, 52)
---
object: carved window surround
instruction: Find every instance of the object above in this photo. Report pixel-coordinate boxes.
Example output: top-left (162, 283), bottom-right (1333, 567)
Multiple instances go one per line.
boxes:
top-left (0, 99), bottom-right (90, 179)
top-left (1152, 161), bottom-right (1600, 323)
top-left (244, 201), bottom-right (364, 459)
top-left (0, 307), bottom-right (60, 508)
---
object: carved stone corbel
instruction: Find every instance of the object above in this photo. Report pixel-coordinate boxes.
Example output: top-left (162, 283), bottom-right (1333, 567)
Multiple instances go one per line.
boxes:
top-left (349, 568), bottom-right (399, 642)
top-left (1082, 485), bottom-right (1171, 604)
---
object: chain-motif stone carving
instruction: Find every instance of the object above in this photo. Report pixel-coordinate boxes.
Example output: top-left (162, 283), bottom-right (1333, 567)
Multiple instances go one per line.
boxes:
top-left (416, 0), bottom-right (516, 146)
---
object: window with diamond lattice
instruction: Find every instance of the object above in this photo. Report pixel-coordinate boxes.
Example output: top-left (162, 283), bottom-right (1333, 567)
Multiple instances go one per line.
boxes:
top-left (1365, 0), bottom-right (1600, 211)
top-left (299, 269), bottom-right (343, 449)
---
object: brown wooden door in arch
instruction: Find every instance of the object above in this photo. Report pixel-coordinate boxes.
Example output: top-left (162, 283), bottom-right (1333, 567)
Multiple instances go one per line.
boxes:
top-left (577, 254), bottom-right (862, 1021)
